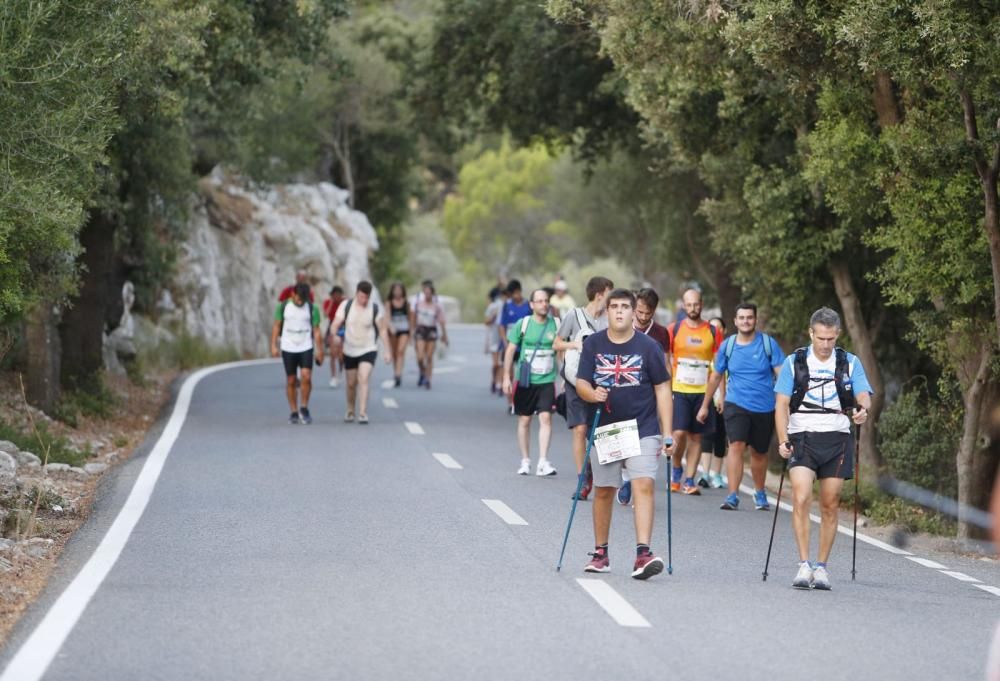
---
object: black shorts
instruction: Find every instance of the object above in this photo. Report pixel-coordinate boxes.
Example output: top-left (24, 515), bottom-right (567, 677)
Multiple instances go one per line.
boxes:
top-left (564, 383), bottom-right (596, 429)
top-left (673, 392), bottom-right (709, 434)
top-left (789, 431), bottom-right (854, 480)
top-left (514, 382), bottom-right (556, 416)
top-left (415, 326), bottom-right (438, 342)
top-left (701, 410), bottom-right (727, 457)
top-left (282, 350), bottom-right (314, 377)
top-left (344, 351), bottom-right (377, 370)
top-left (724, 403), bottom-right (774, 454)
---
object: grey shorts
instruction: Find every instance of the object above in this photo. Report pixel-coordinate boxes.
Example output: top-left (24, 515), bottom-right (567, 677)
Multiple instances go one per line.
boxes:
top-left (564, 383), bottom-right (596, 429)
top-left (590, 436), bottom-right (662, 488)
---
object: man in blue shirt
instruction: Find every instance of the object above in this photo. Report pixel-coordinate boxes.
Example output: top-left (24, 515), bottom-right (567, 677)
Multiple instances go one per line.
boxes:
top-left (576, 289), bottom-right (675, 580)
top-left (774, 307), bottom-right (872, 590)
top-left (698, 303), bottom-right (785, 511)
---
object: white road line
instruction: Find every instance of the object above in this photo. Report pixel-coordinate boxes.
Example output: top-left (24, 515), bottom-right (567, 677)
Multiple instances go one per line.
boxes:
top-left (907, 557), bottom-right (949, 570)
top-left (405, 421), bottom-right (425, 435)
top-left (0, 358), bottom-right (274, 681)
top-left (432, 453), bottom-right (463, 470)
top-left (382, 397), bottom-right (398, 409)
top-left (974, 585), bottom-right (1000, 597)
top-left (941, 571), bottom-right (982, 583)
top-left (576, 579), bottom-right (651, 628)
top-left (380, 379), bottom-right (395, 389)
top-left (481, 499), bottom-right (528, 525)
top-left (433, 366), bottom-right (460, 374)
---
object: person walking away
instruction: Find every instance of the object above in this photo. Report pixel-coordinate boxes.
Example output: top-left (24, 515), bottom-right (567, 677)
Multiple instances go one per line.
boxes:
top-left (617, 287), bottom-right (670, 505)
top-left (575, 288), bottom-right (674, 578)
top-left (270, 283), bottom-right (323, 424)
top-left (410, 280), bottom-right (449, 389)
top-left (330, 281), bottom-right (390, 424)
top-left (667, 288), bottom-right (723, 494)
top-left (485, 287), bottom-right (505, 394)
top-left (503, 289), bottom-right (559, 476)
top-left (553, 276), bottom-right (614, 500)
top-left (386, 282), bottom-right (410, 388)
top-left (550, 277), bottom-right (576, 320)
top-left (774, 307), bottom-right (872, 590)
top-left (323, 286), bottom-right (345, 387)
top-left (698, 316), bottom-right (728, 488)
top-left (697, 304), bottom-right (785, 510)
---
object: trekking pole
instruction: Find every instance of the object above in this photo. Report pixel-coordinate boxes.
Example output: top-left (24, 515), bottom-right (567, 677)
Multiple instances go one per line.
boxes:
top-left (666, 449), bottom-right (673, 575)
top-left (852, 422), bottom-right (861, 581)
top-left (557, 409), bottom-right (602, 572)
top-left (762, 458), bottom-right (789, 582)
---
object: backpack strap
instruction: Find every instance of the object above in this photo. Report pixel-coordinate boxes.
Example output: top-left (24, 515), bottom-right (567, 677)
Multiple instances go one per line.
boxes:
top-left (520, 315), bottom-right (530, 336)
top-left (669, 320), bottom-right (682, 354)
top-left (723, 334), bottom-right (736, 361)
top-left (762, 333), bottom-right (773, 363)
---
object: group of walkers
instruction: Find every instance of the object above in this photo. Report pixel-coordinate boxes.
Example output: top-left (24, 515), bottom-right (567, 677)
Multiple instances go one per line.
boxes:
top-left (492, 275), bottom-right (872, 587)
top-left (270, 272), bottom-right (448, 425)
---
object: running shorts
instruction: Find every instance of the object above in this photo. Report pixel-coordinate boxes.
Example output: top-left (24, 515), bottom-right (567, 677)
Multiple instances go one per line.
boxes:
top-left (701, 411), bottom-right (727, 457)
top-left (282, 350), bottom-right (314, 377)
top-left (344, 351), bottom-right (377, 370)
top-left (723, 403), bottom-right (774, 455)
top-left (788, 431), bottom-right (853, 480)
top-left (415, 326), bottom-right (439, 342)
top-left (673, 392), bottom-right (709, 434)
top-left (513, 382), bottom-right (555, 417)
top-left (590, 435), bottom-right (661, 487)
top-left (563, 383), bottom-right (596, 429)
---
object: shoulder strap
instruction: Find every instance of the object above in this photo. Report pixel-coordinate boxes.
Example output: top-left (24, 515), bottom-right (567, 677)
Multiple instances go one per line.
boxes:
top-left (575, 307), bottom-right (592, 332)
top-left (762, 333), bottom-right (773, 361)
top-left (723, 334), bottom-right (736, 360)
top-left (520, 315), bottom-right (530, 335)
top-left (670, 320), bottom-right (682, 353)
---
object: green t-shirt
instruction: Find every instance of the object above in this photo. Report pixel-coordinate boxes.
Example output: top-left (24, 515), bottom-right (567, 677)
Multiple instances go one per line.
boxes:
top-left (507, 316), bottom-right (558, 385)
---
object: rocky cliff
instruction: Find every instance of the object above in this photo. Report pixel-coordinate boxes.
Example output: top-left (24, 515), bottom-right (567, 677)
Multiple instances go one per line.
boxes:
top-left (161, 169), bottom-right (378, 357)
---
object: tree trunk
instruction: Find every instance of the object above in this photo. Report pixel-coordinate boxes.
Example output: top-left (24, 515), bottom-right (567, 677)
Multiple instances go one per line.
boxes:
top-left (955, 348), bottom-right (996, 540)
top-left (712, 260), bottom-right (741, 324)
top-left (872, 70), bottom-right (903, 129)
top-left (980, 171), bottom-right (1000, 351)
top-left (24, 302), bottom-right (61, 412)
top-left (60, 208), bottom-right (116, 388)
top-left (829, 258), bottom-right (884, 472)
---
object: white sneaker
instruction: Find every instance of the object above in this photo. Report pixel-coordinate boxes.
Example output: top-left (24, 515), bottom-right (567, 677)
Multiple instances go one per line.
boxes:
top-left (812, 565), bottom-right (831, 590)
top-left (536, 460), bottom-right (557, 477)
top-left (329, 377), bottom-right (340, 388)
top-left (792, 561), bottom-right (814, 589)
top-left (517, 459), bottom-right (531, 475)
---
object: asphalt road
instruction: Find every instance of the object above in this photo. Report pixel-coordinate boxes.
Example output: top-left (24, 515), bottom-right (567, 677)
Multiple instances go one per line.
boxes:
top-left (2, 325), bottom-right (998, 681)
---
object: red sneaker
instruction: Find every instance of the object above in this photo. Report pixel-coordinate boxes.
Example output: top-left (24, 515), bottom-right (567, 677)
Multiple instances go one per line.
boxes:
top-left (584, 549), bottom-right (610, 573)
top-left (631, 552), bottom-right (664, 580)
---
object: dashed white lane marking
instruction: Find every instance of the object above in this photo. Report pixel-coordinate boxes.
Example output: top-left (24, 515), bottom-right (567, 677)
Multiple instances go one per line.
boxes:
top-left (0, 358), bottom-right (274, 681)
top-left (432, 453), bottom-right (463, 470)
top-left (742, 482), bottom-right (1000, 597)
top-left (433, 366), bottom-right (460, 374)
top-left (405, 421), bottom-right (424, 435)
top-left (380, 379), bottom-right (395, 389)
top-left (907, 557), bottom-right (948, 569)
top-left (482, 499), bottom-right (528, 525)
top-left (382, 397), bottom-right (398, 409)
top-left (576, 579), bottom-right (651, 628)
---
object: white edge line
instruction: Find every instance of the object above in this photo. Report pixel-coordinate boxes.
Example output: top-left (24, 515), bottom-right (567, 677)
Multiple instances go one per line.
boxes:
top-left (405, 421), bottom-right (425, 435)
top-left (974, 585), bottom-right (1000, 597)
top-left (481, 499), bottom-right (528, 526)
top-left (0, 358), bottom-right (273, 681)
top-left (382, 397), bottom-right (398, 409)
top-left (940, 571), bottom-right (982, 583)
top-left (740, 483), bottom-right (913, 556)
top-left (432, 453), bottom-right (463, 470)
top-left (906, 556), bottom-right (949, 570)
top-left (576, 579), bottom-right (651, 628)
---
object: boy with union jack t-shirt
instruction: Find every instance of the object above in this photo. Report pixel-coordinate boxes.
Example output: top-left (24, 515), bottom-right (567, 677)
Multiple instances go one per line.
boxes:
top-left (575, 288), bottom-right (675, 580)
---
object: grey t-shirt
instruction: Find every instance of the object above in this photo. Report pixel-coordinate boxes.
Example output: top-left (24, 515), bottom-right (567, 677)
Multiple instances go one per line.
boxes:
top-left (557, 306), bottom-right (608, 339)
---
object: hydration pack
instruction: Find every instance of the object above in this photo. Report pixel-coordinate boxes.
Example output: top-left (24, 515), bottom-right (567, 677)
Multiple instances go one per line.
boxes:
top-left (789, 347), bottom-right (855, 414)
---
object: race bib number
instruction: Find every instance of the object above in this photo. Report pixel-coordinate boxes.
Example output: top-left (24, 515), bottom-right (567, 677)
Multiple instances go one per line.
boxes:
top-left (593, 419), bottom-right (642, 465)
top-left (676, 358), bottom-right (709, 387)
top-left (530, 349), bottom-right (554, 375)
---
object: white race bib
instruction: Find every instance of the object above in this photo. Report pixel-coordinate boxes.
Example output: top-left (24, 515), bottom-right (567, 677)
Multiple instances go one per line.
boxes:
top-left (593, 419), bottom-right (642, 465)
top-left (530, 349), bottom-right (554, 375)
top-left (676, 358), bottom-right (709, 387)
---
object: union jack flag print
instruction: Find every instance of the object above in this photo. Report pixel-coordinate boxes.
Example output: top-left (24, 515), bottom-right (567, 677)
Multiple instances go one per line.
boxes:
top-left (594, 354), bottom-right (643, 388)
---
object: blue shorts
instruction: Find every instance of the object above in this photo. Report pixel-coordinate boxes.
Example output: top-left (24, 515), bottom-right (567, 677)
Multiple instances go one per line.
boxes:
top-left (673, 392), bottom-right (709, 435)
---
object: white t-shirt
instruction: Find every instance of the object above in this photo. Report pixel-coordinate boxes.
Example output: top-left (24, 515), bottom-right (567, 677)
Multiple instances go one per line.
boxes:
top-left (279, 301), bottom-right (316, 353)
top-left (333, 299), bottom-right (384, 357)
top-left (413, 296), bottom-right (443, 328)
top-left (775, 348), bottom-right (872, 434)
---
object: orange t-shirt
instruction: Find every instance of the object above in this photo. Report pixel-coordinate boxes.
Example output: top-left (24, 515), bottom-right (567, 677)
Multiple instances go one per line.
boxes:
top-left (668, 320), bottom-right (722, 393)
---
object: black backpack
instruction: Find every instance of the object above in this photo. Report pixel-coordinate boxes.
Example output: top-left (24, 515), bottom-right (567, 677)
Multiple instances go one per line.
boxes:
top-left (789, 347), bottom-right (855, 414)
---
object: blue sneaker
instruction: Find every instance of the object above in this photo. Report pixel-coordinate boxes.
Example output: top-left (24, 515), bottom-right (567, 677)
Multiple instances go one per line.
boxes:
top-left (617, 481), bottom-right (632, 506)
top-left (669, 466), bottom-right (683, 492)
top-left (753, 489), bottom-right (770, 510)
top-left (720, 492), bottom-right (739, 510)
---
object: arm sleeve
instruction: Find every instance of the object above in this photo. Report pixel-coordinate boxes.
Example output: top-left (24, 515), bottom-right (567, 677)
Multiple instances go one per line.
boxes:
top-left (312, 305), bottom-right (321, 327)
top-left (507, 320), bottom-right (523, 345)
top-left (713, 342), bottom-right (728, 374)
top-left (557, 313), bottom-right (576, 339)
top-left (849, 355), bottom-right (874, 395)
top-left (774, 357), bottom-right (795, 396)
top-left (274, 303), bottom-right (284, 321)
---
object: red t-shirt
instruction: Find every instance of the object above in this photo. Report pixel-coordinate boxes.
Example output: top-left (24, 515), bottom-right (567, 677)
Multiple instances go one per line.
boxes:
top-left (323, 297), bottom-right (343, 322)
top-left (637, 320), bottom-right (670, 355)
top-left (279, 285), bottom-right (315, 303)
